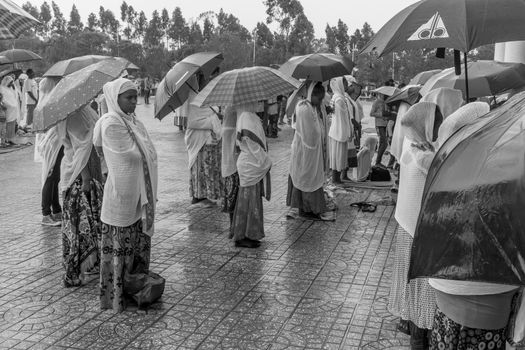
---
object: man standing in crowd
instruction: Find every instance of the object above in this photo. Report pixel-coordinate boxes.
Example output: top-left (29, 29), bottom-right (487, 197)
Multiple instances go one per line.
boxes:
top-left (23, 69), bottom-right (38, 129)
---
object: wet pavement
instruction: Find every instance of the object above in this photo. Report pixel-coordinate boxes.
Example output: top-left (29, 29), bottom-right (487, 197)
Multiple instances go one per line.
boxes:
top-left (0, 100), bottom-right (410, 349)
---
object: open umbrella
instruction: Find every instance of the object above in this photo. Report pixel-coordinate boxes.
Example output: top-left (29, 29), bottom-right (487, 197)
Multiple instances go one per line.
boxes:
top-left (192, 66), bottom-right (300, 107)
top-left (33, 58), bottom-right (128, 132)
top-left (371, 86), bottom-right (400, 97)
top-left (285, 81), bottom-right (309, 120)
top-left (386, 85), bottom-right (421, 105)
top-left (409, 69), bottom-right (442, 85)
top-left (409, 91), bottom-right (525, 286)
top-left (360, 0), bottom-right (525, 100)
top-left (43, 55), bottom-right (110, 77)
top-left (0, 49), bottom-right (41, 64)
top-left (279, 53), bottom-right (353, 82)
top-left (420, 60), bottom-right (525, 98)
top-left (0, 67), bottom-right (20, 79)
top-left (154, 52), bottom-right (223, 120)
top-left (0, 0), bottom-right (39, 40)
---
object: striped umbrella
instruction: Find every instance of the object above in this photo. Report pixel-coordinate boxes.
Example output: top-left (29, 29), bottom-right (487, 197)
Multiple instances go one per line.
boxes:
top-left (192, 66), bottom-right (300, 107)
top-left (0, 0), bottom-right (39, 40)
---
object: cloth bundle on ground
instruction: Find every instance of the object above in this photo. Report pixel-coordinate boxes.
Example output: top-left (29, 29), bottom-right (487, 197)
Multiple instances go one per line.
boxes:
top-left (124, 270), bottom-right (165, 308)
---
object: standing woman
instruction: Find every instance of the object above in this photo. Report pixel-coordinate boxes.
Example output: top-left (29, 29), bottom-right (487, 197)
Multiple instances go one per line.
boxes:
top-left (1, 76), bottom-right (20, 145)
top-left (59, 105), bottom-right (103, 287)
top-left (93, 78), bottom-right (158, 311)
top-left (221, 106), bottom-right (239, 228)
top-left (328, 77), bottom-right (353, 184)
top-left (287, 82), bottom-right (333, 221)
top-left (230, 102), bottom-right (272, 248)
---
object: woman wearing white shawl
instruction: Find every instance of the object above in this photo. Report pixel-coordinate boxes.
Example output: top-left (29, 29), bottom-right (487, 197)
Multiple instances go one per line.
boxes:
top-left (328, 77), bottom-right (353, 184)
top-left (59, 104), bottom-right (103, 287)
top-left (355, 135), bottom-right (378, 182)
top-left (427, 102), bottom-right (518, 350)
top-left (420, 87), bottom-right (464, 119)
top-left (1, 76), bottom-right (20, 145)
top-left (93, 78), bottom-right (158, 311)
top-left (230, 102), bottom-right (272, 248)
top-left (184, 76), bottom-right (223, 206)
top-left (388, 101), bottom-right (443, 348)
top-left (221, 106), bottom-right (240, 226)
top-left (287, 82), bottom-right (334, 221)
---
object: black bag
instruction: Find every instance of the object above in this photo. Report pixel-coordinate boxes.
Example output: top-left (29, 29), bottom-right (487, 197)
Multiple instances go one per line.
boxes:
top-left (347, 148), bottom-right (358, 168)
top-left (369, 165), bottom-right (391, 182)
top-left (124, 271), bottom-right (166, 308)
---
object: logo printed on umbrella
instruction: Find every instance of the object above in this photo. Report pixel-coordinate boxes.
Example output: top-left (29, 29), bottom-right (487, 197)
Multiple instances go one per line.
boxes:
top-left (408, 12), bottom-right (449, 41)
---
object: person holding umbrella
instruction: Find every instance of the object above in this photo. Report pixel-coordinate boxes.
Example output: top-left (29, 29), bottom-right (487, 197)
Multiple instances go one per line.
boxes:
top-left (370, 89), bottom-right (396, 168)
top-left (1, 76), bottom-right (20, 146)
top-left (94, 78), bottom-right (158, 311)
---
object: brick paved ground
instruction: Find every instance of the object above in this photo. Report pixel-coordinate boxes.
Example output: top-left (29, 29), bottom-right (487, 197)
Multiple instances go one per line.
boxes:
top-left (0, 100), bottom-right (411, 349)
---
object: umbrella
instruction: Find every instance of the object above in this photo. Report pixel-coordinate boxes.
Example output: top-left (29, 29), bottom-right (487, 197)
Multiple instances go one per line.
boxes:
top-left (386, 85), bottom-right (422, 105)
top-left (0, 0), bottom-right (39, 40)
top-left (360, 0), bottom-right (525, 100)
top-left (0, 67), bottom-right (20, 79)
top-left (192, 66), bottom-right (300, 107)
top-left (409, 69), bottom-right (442, 85)
top-left (279, 53), bottom-right (353, 82)
top-left (0, 49), bottom-right (41, 64)
top-left (285, 80), bottom-right (309, 119)
top-left (43, 55), bottom-right (110, 77)
top-left (154, 51), bottom-right (223, 120)
top-left (409, 91), bottom-right (525, 286)
top-left (33, 58), bottom-right (128, 132)
top-left (371, 86), bottom-right (400, 97)
top-left (420, 60), bottom-right (525, 98)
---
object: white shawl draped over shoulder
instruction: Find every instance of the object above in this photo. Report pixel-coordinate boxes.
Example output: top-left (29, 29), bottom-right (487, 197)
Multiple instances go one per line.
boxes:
top-left (221, 106), bottom-right (238, 177)
top-left (236, 111), bottom-right (271, 187)
top-left (389, 102), bottom-right (410, 160)
top-left (328, 78), bottom-right (352, 143)
top-left (290, 99), bottom-right (324, 192)
top-left (421, 87), bottom-right (464, 119)
top-left (93, 78), bottom-right (158, 235)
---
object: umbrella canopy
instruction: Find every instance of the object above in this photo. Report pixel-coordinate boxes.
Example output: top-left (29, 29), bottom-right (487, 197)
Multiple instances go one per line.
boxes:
top-left (279, 53), bottom-right (353, 82)
top-left (361, 0), bottom-right (525, 56)
top-left (0, 49), bottom-right (41, 64)
top-left (0, 67), bottom-right (20, 79)
top-left (192, 66), bottom-right (300, 107)
top-left (43, 55), bottom-right (110, 77)
top-left (409, 91), bottom-right (525, 286)
top-left (0, 0), bottom-right (39, 40)
top-left (154, 51), bottom-right (223, 120)
top-left (420, 60), bottom-right (525, 98)
top-left (33, 58), bottom-right (128, 132)
top-left (371, 86), bottom-right (400, 97)
top-left (285, 81), bottom-right (309, 119)
top-left (386, 85), bottom-right (422, 105)
top-left (409, 69), bottom-right (442, 85)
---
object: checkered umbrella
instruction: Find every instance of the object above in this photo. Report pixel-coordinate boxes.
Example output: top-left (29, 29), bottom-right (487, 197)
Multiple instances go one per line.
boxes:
top-left (33, 58), bottom-right (128, 132)
top-left (192, 66), bottom-right (300, 107)
top-left (0, 49), bottom-right (41, 64)
top-left (0, 0), bottom-right (39, 40)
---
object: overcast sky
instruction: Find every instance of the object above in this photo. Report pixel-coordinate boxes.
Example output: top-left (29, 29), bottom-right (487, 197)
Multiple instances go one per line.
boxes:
top-left (42, 0), bottom-right (419, 37)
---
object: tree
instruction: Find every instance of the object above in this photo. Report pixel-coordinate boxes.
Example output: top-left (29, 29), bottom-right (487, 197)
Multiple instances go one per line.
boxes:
top-left (68, 5), bottom-right (83, 34)
top-left (202, 17), bottom-right (214, 42)
top-left (161, 8), bottom-right (170, 47)
top-left (188, 22), bottom-right (203, 46)
top-left (120, 1), bottom-right (128, 22)
top-left (39, 2), bottom-right (52, 37)
top-left (325, 24), bottom-right (336, 53)
top-left (335, 19), bottom-right (350, 55)
top-left (216, 9), bottom-right (251, 42)
top-left (22, 2), bottom-right (39, 36)
top-left (288, 13), bottom-right (314, 55)
top-left (168, 7), bottom-right (188, 49)
top-left (359, 22), bottom-right (374, 49)
top-left (50, 1), bottom-right (67, 36)
top-left (99, 6), bottom-right (119, 39)
top-left (264, 0), bottom-right (303, 54)
top-left (123, 5), bottom-right (136, 40)
top-left (87, 12), bottom-right (98, 31)
top-left (134, 11), bottom-right (148, 42)
top-left (254, 22), bottom-right (273, 48)
top-left (144, 10), bottom-right (163, 47)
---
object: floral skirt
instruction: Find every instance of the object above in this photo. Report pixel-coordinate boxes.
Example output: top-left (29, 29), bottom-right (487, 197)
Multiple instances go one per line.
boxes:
top-left (62, 178), bottom-right (103, 287)
top-left (388, 226), bottom-right (436, 329)
top-left (222, 172), bottom-right (240, 214)
top-left (430, 308), bottom-right (507, 350)
top-left (99, 220), bottom-right (151, 312)
top-left (189, 143), bottom-right (223, 200)
top-left (230, 182), bottom-right (265, 241)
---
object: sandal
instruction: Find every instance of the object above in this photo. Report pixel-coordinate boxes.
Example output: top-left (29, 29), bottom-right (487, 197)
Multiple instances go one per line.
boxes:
top-left (350, 201), bottom-right (377, 213)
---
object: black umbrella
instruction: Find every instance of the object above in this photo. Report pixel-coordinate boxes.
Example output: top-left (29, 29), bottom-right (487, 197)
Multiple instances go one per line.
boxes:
top-left (0, 49), bottom-right (41, 64)
top-left (279, 53), bottom-right (353, 82)
top-left (409, 91), bottom-right (525, 286)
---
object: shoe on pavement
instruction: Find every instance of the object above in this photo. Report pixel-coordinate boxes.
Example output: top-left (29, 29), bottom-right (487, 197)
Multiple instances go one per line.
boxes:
top-left (42, 215), bottom-right (61, 227)
top-left (51, 212), bottom-right (62, 222)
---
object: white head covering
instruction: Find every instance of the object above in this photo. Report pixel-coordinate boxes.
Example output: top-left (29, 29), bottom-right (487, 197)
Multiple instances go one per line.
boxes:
top-left (328, 77), bottom-right (352, 143)
top-left (0, 75), bottom-right (19, 123)
top-left (437, 102), bottom-right (490, 147)
top-left (118, 80), bottom-right (137, 94)
top-left (102, 78), bottom-right (132, 119)
top-left (330, 77), bottom-right (345, 98)
top-left (355, 135), bottom-right (378, 181)
top-left (421, 87), bottom-right (464, 119)
top-left (389, 101), bottom-right (411, 160)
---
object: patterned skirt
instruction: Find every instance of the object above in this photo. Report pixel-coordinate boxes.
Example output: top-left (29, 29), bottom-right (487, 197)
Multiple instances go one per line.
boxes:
top-left (286, 176), bottom-right (327, 215)
top-left (388, 226), bottom-right (436, 329)
top-left (222, 172), bottom-right (240, 214)
top-left (62, 178), bottom-right (103, 287)
top-left (189, 143), bottom-right (223, 200)
top-left (99, 220), bottom-right (151, 312)
top-left (230, 182), bottom-right (265, 242)
top-left (430, 308), bottom-right (507, 350)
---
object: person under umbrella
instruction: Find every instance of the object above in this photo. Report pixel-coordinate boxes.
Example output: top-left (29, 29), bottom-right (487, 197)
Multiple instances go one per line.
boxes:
top-left (93, 78), bottom-right (158, 311)
top-left (221, 106), bottom-right (239, 229)
top-left (420, 87), bottom-right (464, 119)
top-left (287, 82), bottom-right (334, 221)
top-left (328, 77), bottom-right (353, 184)
top-left (58, 104), bottom-right (103, 287)
top-left (389, 101), bottom-right (443, 348)
top-left (370, 89), bottom-right (396, 168)
top-left (427, 102), bottom-right (520, 350)
top-left (230, 102), bottom-right (272, 248)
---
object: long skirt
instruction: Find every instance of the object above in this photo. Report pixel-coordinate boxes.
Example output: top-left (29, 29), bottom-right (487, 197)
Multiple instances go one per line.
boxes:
top-left (5, 120), bottom-right (15, 140)
top-left (222, 172), bottom-right (240, 214)
top-left (430, 308), bottom-right (507, 350)
top-left (286, 176), bottom-right (327, 215)
top-left (230, 182), bottom-right (265, 241)
top-left (329, 138), bottom-right (348, 171)
top-left (99, 220), bottom-right (151, 312)
top-left (62, 178), bottom-right (103, 287)
top-left (388, 226), bottom-right (436, 329)
top-left (189, 143), bottom-right (223, 200)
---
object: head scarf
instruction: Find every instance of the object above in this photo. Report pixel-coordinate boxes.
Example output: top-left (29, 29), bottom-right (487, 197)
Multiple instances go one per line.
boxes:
top-left (356, 135), bottom-right (378, 181)
top-left (1, 75), bottom-right (13, 87)
top-left (330, 77), bottom-right (345, 99)
top-left (437, 102), bottom-right (490, 147)
top-left (118, 80), bottom-right (137, 95)
top-left (102, 78), bottom-right (133, 119)
top-left (421, 87), bottom-right (464, 119)
top-left (329, 77), bottom-right (352, 143)
top-left (0, 76), bottom-right (19, 123)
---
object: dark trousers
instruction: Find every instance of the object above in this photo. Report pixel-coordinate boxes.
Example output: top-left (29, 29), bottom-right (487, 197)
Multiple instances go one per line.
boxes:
top-left (144, 89), bottom-right (151, 104)
top-left (26, 104), bottom-right (36, 125)
top-left (409, 321), bottom-right (430, 350)
top-left (41, 146), bottom-right (64, 216)
top-left (376, 126), bottom-right (388, 165)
